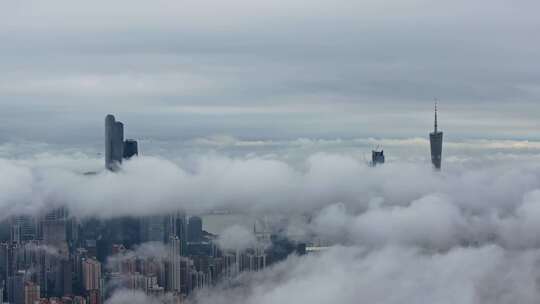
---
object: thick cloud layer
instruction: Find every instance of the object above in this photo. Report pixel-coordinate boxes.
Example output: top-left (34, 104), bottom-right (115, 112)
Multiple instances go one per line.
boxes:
top-left (3, 151), bottom-right (540, 218)
top-left (4, 148), bottom-right (540, 303)
top-left (2, 0), bottom-right (539, 301)
top-left (190, 245), bottom-right (540, 304)
top-left (3, 151), bottom-right (540, 251)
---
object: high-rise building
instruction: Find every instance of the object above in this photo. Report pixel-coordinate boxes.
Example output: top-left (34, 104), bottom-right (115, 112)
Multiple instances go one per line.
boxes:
top-left (42, 220), bottom-right (66, 245)
top-left (105, 115), bottom-right (124, 171)
top-left (87, 288), bottom-right (101, 304)
top-left (54, 259), bottom-right (72, 297)
top-left (73, 248), bottom-right (88, 294)
top-left (167, 236), bottom-right (181, 293)
top-left (187, 217), bottom-right (203, 243)
top-left (140, 216), bottom-right (166, 243)
top-left (105, 115), bottom-right (138, 171)
top-left (11, 224), bottom-right (21, 244)
top-left (40, 207), bottom-right (78, 244)
top-left (123, 139), bottom-right (138, 159)
top-left (371, 149), bottom-right (385, 166)
top-left (8, 271), bottom-right (24, 304)
top-left (11, 216), bottom-right (36, 243)
top-left (174, 213), bottom-right (188, 256)
top-left (429, 102), bottom-right (443, 170)
top-left (43, 207), bottom-right (68, 221)
top-left (0, 243), bottom-right (16, 279)
top-left (24, 281), bottom-right (40, 304)
top-left (82, 258), bottom-right (101, 292)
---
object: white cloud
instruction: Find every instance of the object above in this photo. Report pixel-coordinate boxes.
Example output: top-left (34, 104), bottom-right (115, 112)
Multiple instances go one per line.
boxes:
top-left (216, 225), bottom-right (257, 252)
top-left (192, 245), bottom-right (540, 304)
top-left (3, 147), bottom-right (540, 302)
top-left (2, 151), bottom-right (540, 252)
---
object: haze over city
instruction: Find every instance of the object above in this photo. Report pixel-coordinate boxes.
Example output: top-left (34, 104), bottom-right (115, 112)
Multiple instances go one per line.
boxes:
top-left (1, 0), bottom-right (540, 304)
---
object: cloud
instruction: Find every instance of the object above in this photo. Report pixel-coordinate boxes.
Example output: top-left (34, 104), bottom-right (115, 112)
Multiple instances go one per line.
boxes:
top-left (191, 245), bottom-right (540, 304)
top-left (307, 196), bottom-right (466, 249)
top-left (0, 158), bottom-right (42, 216)
top-left (24, 243), bottom-right (63, 257)
top-left (3, 147), bottom-right (540, 302)
top-left (2, 151), bottom-right (540, 252)
top-left (2, 0), bottom-right (540, 302)
top-left (106, 242), bottom-right (168, 271)
top-left (351, 195), bottom-right (466, 249)
top-left (216, 225), bottom-right (257, 252)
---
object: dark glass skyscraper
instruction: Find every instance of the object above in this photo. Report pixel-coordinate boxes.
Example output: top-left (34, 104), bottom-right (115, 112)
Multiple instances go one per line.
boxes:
top-left (188, 216), bottom-right (203, 242)
top-left (105, 114), bottom-right (138, 171)
top-left (429, 103), bottom-right (443, 170)
top-left (105, 114), bottom-right (124, 171)
top-left (123, 139), bottom-right (138, 159)
top-left (371, 149), bottom-right (385, 166)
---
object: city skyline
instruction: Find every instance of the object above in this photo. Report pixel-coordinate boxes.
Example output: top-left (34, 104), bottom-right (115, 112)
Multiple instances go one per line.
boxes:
top-left (101, 105), bottom-right (443, 171)
top-left (1, 0), bottom-right (540, 303)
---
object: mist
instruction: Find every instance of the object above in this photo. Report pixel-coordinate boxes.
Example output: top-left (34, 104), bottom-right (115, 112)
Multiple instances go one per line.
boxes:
top-left (189, 244), bottom-right (540, 304)
top-left (3, 145), bottom-right (540, 303)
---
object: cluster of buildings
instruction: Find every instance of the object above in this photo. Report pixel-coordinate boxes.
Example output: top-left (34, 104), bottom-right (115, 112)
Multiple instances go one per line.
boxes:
top-left (108, 235), bottom-right (268, 301)
top-left (0, 210), bottom-right (303, 304)
top-left (0, 209), bottom-right (87, 304)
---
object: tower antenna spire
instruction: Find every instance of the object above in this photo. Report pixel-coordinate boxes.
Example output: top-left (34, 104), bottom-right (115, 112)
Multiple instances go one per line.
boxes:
top-left (434, 98), bottom-right (438, 133)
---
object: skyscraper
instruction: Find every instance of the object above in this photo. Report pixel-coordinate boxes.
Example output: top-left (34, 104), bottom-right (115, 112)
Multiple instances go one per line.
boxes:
top-left (105, 114), bottom-right (139, 171)
top-left (24, 281), bottom-right (40, 304)
top-left (140, 216), bottom-right (166, 243)
top-left (42, 219), bottom-right (66, 245)
top-left (123, 139), bottom-right (139, 159)
top-left (429, 102), bottom-right (443, 170)
top-left (54, 259), bottom-right (72, 297)
top-left (371, 149), bottom-right (385, 166)
top-left (105, 115), bottom-right (124, 171)
top-left (167, 236), bottom-right (182, 293)
top-left (187, 217), bottom-right (203, 243)
top-left (7, 271), bottom-right (24, 304)
top-left (82, 258), bottom-right (101, 292)
top-left (11, 216), bottom-right (36, 243)
top-left (174, 213), bottom-right (188, 256)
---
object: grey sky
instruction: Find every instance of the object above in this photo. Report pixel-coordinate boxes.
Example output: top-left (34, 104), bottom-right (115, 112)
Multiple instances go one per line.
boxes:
top-left (3, 3), bottom-right (540, 302)
top-left (1, 0), bottom-right (539, 145)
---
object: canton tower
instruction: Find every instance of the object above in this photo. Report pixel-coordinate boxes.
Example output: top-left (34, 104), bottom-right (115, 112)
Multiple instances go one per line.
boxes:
top-left (429, 102), bottom-right (443, 170)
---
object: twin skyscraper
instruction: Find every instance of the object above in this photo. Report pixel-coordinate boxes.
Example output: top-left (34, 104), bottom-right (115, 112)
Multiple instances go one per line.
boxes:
top-left (105, 114), bottom-right (138, 171)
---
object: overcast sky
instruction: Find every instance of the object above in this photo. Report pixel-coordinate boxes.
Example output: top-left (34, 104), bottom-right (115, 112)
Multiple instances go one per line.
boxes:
top-left (3, 3), bottom-right (540, 302)
top-left (1, 0), bottom-right (539, 146)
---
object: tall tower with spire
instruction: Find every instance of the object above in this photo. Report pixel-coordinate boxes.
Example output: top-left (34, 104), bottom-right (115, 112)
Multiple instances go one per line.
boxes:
top-left (429, 101), bottom-right (443, 169)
